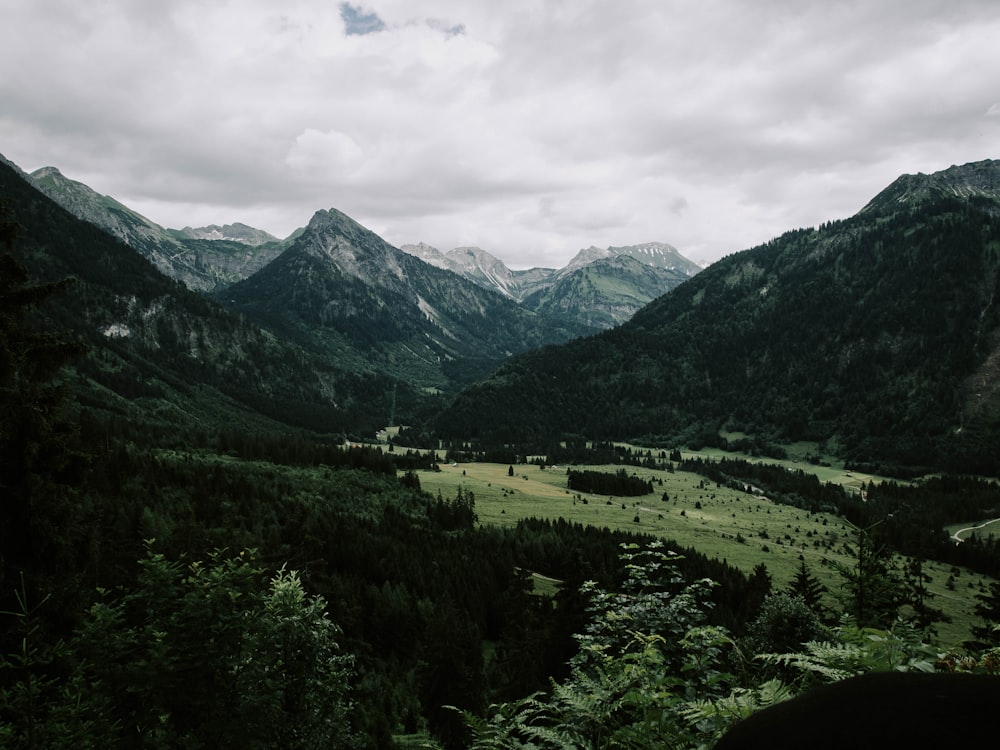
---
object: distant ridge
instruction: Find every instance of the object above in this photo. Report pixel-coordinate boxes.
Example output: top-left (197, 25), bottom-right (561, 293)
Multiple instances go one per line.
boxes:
top-left (401, 240), bottom-right (700, 328)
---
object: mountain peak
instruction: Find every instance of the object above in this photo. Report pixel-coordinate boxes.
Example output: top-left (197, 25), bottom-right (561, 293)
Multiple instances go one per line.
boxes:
top-left (30, 166), bottom-right (64, 179)
top-left (176, 222), bottom-right (278, 246)
top-left (298, 207), bottom-right (408, 283)
top-left (861, 159), bottom-right (1000, 215)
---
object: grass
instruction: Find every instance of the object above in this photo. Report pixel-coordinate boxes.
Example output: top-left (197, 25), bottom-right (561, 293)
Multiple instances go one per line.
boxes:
top-left (416, 459), bottom-right (993, 649)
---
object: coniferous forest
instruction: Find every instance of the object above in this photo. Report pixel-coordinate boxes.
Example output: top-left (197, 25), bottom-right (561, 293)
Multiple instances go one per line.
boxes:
top-left (3, 158), bottom-right (1000, 748)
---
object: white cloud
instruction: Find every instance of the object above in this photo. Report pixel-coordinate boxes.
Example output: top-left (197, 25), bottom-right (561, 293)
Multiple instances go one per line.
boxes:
top-left (3, 0), bottom-right (1000, 268)
top-left (285, 128), bottom-right (365, 176)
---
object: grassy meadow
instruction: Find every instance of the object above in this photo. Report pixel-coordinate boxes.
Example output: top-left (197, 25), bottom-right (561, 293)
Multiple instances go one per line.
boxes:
top-left (415, 457), bottom-right (993, 648)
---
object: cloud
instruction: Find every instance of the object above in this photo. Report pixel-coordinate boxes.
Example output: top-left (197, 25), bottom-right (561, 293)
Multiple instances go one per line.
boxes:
top-left (285, 128), bottom-right (365, 176)
top-left (3, 0), bottom-right (1000, 268)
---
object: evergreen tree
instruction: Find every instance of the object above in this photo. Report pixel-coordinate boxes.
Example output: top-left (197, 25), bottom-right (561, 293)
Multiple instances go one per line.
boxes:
top-left (787, 560), bottom-right (827, 617)
top-left (834, 523), bottom-right (903, 628)
top-left (901, 557), bottom-right (949, 632)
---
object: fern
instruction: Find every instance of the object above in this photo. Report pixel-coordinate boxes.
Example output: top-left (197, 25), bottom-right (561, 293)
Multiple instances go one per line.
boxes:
top-left (680, 679), bottom-right (795, 743)
top-left (758, 618), bottom-right (940, 686)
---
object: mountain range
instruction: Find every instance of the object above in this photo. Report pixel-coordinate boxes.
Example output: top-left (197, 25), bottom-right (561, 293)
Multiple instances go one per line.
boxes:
top-left (2, 154), bottom-right (696, 434)
top-left (4, 151), bottom-right (1000, 473)
top-left (434, 160), bottom-right (1000, 474)
top-left (26, 165), bottom-right (697, 331)
top-left (400, 241), bottom-right (700, 328)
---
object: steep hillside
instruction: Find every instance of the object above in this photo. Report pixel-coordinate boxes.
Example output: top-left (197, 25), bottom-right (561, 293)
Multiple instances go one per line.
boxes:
top-left (219, 209), bottom-right (592, 394)
top-left (435, 160), bottom-right (1000, 474)
top-left (1, 156), bottom-right (405, 438)
top-left (27, 167), bottom-right (288, 291)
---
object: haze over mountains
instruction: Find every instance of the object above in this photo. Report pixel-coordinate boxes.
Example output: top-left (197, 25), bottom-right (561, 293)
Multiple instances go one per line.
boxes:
top-left (4, 152), bottom-right (1000, 473)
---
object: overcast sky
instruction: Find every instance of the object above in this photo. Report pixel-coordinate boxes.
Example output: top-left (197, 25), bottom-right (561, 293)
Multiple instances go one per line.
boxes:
top-left (3, 1), bottom-right (1000, 268)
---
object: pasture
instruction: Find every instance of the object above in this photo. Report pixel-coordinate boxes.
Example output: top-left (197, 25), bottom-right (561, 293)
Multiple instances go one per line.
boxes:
top-left (416, 459), bottom-right (993, 648)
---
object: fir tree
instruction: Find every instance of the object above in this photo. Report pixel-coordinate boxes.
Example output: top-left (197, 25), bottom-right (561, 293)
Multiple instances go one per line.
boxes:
top-left (787, 559), bottom-right (827, 617)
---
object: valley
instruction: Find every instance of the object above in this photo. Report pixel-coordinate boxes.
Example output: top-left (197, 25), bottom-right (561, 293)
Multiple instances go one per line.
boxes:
top-left (415, 455), bottom-right (992, 648)
top-left (3, 151), bottom-right (1000, 748)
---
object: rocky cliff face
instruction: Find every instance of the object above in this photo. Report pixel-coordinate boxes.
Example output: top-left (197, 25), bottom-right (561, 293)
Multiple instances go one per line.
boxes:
top-left (29, 166), bottom-right (182, 255)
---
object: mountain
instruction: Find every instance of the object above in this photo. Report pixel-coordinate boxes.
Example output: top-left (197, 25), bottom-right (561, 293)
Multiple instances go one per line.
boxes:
top-left (860, 160), bottom-right (1000, 215)
top-left (174, 222), bottom-right (279, 245)
top-left (29, 164), bottom-right (695, 331)
top-left (218, 209), bottom-right (593, 395)
top-left (400, 242), bottom-right (547, 299)
top-left (1, 155), bottom-right (405, 438)
top-left (435, 159), bottom-right (1000, 474)
top-left (400, 240), bottom-right (700, 329)
top-left (27, 167), bottom-right (289, 292)
top-left (524, 243), bottom-right (701, 328)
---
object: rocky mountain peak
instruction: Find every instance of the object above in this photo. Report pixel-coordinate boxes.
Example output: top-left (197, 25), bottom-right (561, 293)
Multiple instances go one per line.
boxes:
top-left (861, 159), bottom-right (1000, 215)
top-left (298, 208), bottom-right (408, 283)
top-left (562, 246), bottom-right (612, 274)
top-left (30, 165), bottom-right (63, 179)
top-left (176, 222), bottom-right (278, 246)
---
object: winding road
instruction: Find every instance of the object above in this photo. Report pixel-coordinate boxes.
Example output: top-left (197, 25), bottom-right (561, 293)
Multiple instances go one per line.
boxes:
top-left (950, 517), bottom-right (1000, 543)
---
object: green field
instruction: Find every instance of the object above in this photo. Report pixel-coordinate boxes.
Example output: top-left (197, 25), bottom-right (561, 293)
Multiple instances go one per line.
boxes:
top-left (416, 459), bottom-right (993, 648)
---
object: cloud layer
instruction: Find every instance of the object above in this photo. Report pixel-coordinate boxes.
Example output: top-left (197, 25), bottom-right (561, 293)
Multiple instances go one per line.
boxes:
top-left (3, 0), bottom-right (999, 267)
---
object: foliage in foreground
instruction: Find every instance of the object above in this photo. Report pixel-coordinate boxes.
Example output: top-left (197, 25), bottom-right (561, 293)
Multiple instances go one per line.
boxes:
top-left (455, 541), bottom-right (1000, 750)
top-left (1, 546), bottom-right (356, 750)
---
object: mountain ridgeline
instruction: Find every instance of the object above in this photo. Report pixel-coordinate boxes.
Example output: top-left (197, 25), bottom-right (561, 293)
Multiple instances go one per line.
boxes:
top-left (19, 159), bottom-right (696, 401)
top-left (216, 208), bottom-right (594, 394)
top-left (436, 160), bottom-right (1000, 474)
top-left (27, 166), bottom-right (292, 292)
top-left (401, 241), bottom-right (700, 328)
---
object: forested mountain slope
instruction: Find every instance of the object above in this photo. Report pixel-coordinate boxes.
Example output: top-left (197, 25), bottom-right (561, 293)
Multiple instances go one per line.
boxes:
top-left (0, 157), bottom-right (405, 439)
top-left (435, 160), bottom-right (1000, 474)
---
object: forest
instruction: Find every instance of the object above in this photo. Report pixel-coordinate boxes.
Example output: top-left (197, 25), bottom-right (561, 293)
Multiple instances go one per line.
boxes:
top-left (3, 198), bottom-right (1000, 748)
top-left (434, 195), bottom-right (1000, 477)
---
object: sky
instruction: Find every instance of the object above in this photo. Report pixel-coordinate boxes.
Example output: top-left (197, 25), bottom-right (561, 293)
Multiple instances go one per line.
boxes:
top-left (3, 1), bottom-right (1000, 269)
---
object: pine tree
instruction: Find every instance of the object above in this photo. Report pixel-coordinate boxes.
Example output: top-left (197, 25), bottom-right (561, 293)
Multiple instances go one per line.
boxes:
top-left (833, 522), bottom-right (903, 628)
top-left (787, 559), bottom-right (827, 616)
top-left (901, 557), bottom-right (949, 632)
